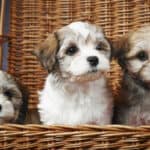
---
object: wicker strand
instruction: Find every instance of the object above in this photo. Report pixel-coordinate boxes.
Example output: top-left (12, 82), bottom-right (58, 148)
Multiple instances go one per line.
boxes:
top-left (0, 124), bottom-right (150, 149)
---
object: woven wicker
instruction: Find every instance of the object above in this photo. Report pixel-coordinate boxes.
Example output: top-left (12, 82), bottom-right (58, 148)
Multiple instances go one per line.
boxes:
top-left (0, 124), bottom-right (149, 149)
top-left (3, 1), bottom-right (150, 149)
top-left (8, 0), bottom-right (150, 109)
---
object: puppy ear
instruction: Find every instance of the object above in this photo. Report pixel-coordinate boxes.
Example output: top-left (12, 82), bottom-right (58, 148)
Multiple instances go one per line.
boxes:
top-left (33, 33), bottom-right (59, 72)
top-left (112, 35), bottom-right (129, 67)
top-left (104, 37), bottom-right (113, 60)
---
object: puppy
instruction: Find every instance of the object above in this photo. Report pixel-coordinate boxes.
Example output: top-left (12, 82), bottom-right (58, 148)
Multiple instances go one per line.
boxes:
top-left (0, 70), bottom-right (28, 124)
top-left (113, 25), bottom-right (150, 125)
top-left (34, 21), bottom-right (113, 125)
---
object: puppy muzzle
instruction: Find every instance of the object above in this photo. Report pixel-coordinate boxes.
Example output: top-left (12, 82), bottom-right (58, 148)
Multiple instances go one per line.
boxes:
top-left (63, 70), bottom-right (108, 83)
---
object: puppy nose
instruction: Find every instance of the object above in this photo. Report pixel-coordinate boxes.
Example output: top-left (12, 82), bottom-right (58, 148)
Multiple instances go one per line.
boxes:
top-left (87, 56), bottom-right (99, 67)
top-left (0, 104), bottom-right (2, 112)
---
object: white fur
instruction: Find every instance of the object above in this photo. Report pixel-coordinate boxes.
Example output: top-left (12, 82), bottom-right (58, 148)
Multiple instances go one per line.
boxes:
top-left (0, 71), bottom-right (15, 121)
top-left (140, 63), bottom-right (150, 81)
top-left (0, 95), bottom-right (14, 119)
top-left (59, 43), bottom-right (110, 76)
top-left (128, 59), bottom-right (145, 73)
top-left (38, 22), bottom-right (113, 125)
top-left (0, 70), bottom-right (23, 124)
top-left (127, 26), bottom-right (150, 82)
top-left (68, 44), bottom-right (110, 76)
top-left (58, 22), bottom-right (110, 77)
top-left (68, 22), bottom-right (104, 39)
top-left (38, 74), bottom-right (113, 125)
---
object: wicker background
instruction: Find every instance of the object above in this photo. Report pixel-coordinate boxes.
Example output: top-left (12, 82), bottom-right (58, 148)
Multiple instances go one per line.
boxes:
top-left (2, 1), bottom-right (150, 149)
top-left (8, 0), bottom-right (150, 109)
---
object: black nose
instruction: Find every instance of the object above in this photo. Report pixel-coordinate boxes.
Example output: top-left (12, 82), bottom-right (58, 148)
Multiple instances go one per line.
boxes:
top-left (87, 56), bottom-right (99, 67)
top-left (0, 104), bottom-right (2, 112)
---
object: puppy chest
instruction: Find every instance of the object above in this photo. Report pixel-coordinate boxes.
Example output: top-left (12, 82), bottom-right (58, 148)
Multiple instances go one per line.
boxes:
top-left (39, 88), bottom-right (110, 124)
top-left (55, 98), bottom-right (108, 124)
top-left (54, 93), bottom-right (106, 114)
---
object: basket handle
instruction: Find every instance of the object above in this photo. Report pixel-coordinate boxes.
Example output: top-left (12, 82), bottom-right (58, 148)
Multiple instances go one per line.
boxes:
top-left (0, 0), bottom-right (6, 69)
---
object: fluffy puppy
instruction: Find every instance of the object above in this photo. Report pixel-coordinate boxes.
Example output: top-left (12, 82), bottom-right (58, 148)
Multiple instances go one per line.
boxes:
top-left (0, 70), bottom-right (28, 124)
top-left (113, 25), bottom-right (150, 125)
top-left (34, 21), bottom-right (113, 125)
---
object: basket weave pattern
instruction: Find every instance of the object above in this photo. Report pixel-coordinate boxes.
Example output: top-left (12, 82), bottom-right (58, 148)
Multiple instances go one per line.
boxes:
top-left (4, 1), bottom-right (150, 149)
top-left (0, 124), bottom-right (150, 149)
top-left (8, 0), bottom-right (150, 109)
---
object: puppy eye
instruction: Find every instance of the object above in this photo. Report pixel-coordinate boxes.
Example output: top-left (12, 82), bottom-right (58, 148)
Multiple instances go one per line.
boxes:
top-left (96, 44), bottom-right (102, 51)
top-left (137, 51), bottom-right (148, 61)
top-left (66, 46), bottom-right (78, 56)
top-left (4, 90), bottom-right (13, 99)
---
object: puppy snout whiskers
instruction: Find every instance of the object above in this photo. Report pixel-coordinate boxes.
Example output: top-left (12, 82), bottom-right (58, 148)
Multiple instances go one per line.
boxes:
top-left (87, 56), bottom-right (99, 67)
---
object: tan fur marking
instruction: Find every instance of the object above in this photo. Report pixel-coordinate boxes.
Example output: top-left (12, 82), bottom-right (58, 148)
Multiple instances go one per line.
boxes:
top-left (34, 33), bottom-right (58, 71)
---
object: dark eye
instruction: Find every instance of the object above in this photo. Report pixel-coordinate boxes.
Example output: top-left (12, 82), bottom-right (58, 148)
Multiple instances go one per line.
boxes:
top-left (137, 51), bottom-right (148, 61)
top-left (96, 43), bottom-right (102, 51)
top-left (4, 90), bottom-right (13, 99)
top-left (66, 45), bottom-right (78, 56)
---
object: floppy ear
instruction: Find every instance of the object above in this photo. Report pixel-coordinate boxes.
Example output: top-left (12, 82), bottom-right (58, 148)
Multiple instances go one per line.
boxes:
top-left (33, 33), bottom-right (59, 72)
top-left (112, 35), bottom-right (129, 68)
top-left (104, 37), bottom-right (114, 60)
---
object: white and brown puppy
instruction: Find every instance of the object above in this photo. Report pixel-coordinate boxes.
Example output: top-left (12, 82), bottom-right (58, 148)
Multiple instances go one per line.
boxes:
top-left (34, 22), bottom-right (113, 125)
top-left (0, 70), bottom-right (28, 124)
top-left (113, 25), bottom-right (150, 125)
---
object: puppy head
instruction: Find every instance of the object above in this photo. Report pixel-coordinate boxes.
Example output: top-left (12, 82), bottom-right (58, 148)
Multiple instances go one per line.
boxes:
top-left (113, 25), bottom-right (150, 84)
top-left (0, 71), bottom-right (22, 124)
top-left (34, 22), bottom-right (111, 82)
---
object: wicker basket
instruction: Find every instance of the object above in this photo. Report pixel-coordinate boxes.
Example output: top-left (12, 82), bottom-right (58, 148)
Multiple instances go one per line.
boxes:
top-left (0, 124), bottom-right (149, 149)
top-left (1, 0), bottom-right (150, 149)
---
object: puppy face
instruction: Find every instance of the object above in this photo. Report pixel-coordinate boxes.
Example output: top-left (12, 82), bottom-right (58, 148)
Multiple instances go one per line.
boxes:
top-left (34, 22), bottom-right (111, 82)
top-left (0, 71), bottom-right (22, 124)
top-left (114, 25), bottom-right (150, 83)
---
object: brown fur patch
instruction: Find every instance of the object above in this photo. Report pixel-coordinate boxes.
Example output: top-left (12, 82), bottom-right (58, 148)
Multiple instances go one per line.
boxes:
top-left (113, 25), bottom-right (150, 59)
top-left (112, 35), bottom-right (130, 68)
top-left (34, 33), bottom-right (59, 72)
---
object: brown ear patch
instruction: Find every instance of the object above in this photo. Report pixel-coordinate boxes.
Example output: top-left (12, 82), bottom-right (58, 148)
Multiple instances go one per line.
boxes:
top-left (33, 33), bottom-right (59, 72)
top-left (112, 35), bottom-right (128, 57)
top-left (112, 35), bottom-right (130, 67)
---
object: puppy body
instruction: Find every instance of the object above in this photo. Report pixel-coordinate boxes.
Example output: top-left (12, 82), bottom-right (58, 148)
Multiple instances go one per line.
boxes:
top-left (35, 22), bottom-right (113, 125)
top-left (39, 74), bottom-right (112, 125)
top-left (114, 74), bottom-right (150, 125)
top-left (0, 70), bottom-right (28, 124)
top-left (113, 25), bottom-right (150, 125)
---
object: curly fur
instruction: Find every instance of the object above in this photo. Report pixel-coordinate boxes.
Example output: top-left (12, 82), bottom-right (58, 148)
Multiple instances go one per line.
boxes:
top-left (34, 21), bottom-right (113, 125)
top-left (0, 70), bottom-right (28, 124)
top-left (113, 25), bottom-right (150, 125)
